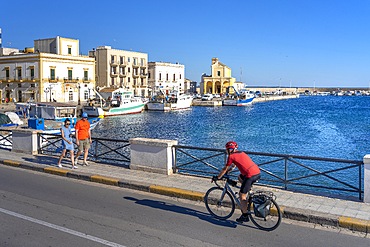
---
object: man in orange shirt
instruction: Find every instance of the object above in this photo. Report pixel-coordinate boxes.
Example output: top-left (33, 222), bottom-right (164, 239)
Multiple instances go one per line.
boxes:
top-left (214, 141), bottom-right (261, 223)
top-left (74, 112), bottom-right (92, 166)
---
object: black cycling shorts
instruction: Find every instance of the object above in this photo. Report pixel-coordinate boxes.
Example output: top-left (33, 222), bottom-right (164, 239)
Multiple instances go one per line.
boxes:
top-left (239, 174), bottom-right (261, 194)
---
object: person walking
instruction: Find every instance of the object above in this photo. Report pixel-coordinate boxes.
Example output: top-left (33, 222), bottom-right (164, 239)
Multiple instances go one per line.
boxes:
top-left (74, 112), bottom-right (92, 166)
top-left (57, 119), bottom-right (76, 169)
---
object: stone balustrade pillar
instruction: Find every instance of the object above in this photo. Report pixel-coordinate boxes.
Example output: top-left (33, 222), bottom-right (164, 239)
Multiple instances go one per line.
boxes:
top-left (12, 129), bottom-right (42, 155)
top-left (129, 138), bottom-right (178, 175)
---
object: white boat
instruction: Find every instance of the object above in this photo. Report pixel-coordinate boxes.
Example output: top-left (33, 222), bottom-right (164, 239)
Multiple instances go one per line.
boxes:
top-left (83, 88), bottom-right (145, 117)
top-left (223, 87), bottom-right (254, 106)
top-left (146, 91), bottom-right (193, 111)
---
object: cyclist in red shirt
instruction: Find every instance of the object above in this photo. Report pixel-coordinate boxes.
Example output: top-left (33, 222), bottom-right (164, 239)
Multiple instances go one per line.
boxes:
top-left (214, 141), bottom-right (261, 223)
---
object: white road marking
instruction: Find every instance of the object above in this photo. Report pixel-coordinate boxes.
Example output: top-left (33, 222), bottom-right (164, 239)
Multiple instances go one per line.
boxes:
top-left (0, 207), bottom-right (126, 247)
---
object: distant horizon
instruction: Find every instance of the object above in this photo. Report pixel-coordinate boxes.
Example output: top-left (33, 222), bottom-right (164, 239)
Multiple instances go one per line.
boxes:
top-left (1, 1), bottom-right (370, 87)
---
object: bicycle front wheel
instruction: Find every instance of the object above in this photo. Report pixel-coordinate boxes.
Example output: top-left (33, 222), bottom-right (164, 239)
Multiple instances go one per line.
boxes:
top-left (249, 198), bottom-right (282, 231)
top-left (204, 187), bottom-right (235, 220)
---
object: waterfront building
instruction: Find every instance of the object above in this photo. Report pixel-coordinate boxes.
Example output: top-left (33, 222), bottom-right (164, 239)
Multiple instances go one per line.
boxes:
top-left (147, 61), bottom-right (185, 96)
top-left (0, 36), bottom-right (95, 103)
top-left (200, 58), bottom-right (236, 95)
top-left (89, 46), bottom-right (148, 97)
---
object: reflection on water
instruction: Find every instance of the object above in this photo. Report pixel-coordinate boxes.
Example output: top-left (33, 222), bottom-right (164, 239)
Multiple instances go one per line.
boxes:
top-left (93, 96), bottom-right (370, 161)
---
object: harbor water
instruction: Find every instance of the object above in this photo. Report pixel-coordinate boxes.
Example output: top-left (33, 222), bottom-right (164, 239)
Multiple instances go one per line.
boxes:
top-left (93, 96), bottom-right (370, 161)
top-left (92, 96), bottom-right (368, 198)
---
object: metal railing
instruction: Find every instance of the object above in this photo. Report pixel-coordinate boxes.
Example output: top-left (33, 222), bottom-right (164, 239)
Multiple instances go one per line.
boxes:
top-left (0, 129), bottom-right (13, 150)
top-left (38, 133), bottom-right (131, 167)
top-left (173, 145), bottom-right (364, 201)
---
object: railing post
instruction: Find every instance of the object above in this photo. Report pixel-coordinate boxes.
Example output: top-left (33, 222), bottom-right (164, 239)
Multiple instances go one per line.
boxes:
top-left (284, 157), bottom-right (288, 190)
top-left (363, 155), bottom-right (370, 203)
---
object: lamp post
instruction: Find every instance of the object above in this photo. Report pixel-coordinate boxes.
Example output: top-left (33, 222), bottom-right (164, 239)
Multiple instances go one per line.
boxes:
top-left (44, 84), bottom-right (53, 102)
top-left (78, 83), bottom-right (81, 105)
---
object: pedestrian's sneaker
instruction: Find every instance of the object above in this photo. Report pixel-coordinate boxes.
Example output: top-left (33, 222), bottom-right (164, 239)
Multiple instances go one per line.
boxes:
top-left (58, 163), bottom-right (62, 168)
top-left (83, 161), bottom-right (89, 166)
top-left (74, 157), bottom-right (78, 165)
top-left (72, 165), bottom-right (78, 169)
top-left (236, 214), bottom-right (249, 223)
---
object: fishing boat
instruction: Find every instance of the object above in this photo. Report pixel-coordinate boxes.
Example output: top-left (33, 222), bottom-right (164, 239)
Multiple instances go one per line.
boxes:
top-left (146, 90), bottom-right (193, 111)
top-left (82, 88), bottom-right (145, 117)
top-left (223, 87), bottom-right (254, 106)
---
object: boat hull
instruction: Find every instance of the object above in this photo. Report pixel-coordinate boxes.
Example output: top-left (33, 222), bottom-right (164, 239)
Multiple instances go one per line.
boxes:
top-left (223, 97), bottom-right (254, 106)
top-left (103, 103), bottom-right (145, 116)
top-left (146, 97), bottom-right (192, 111)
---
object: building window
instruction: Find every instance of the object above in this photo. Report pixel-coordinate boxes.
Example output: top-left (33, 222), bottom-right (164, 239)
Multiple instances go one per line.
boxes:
top-left (217, 71), bottom-right (221, 76)
top-left (120, 56), bottom-right (124, 64)
top-left (17, 68), bottom-right (22, 80)
top-left (180, 74), bottom-right (182, 79)
top-left (166, 73), bottom-right (168, 81)
top-left (128, 67), bottom-right (130, 73)
top-left (159, 73), bottom-right (161, 81)
top-left (84, 90), bottom-right (89, 100)
top-left (111, 55), bottom-right (115, 63)
top-left (111, 78), bottom-right (115, 86)
top-left (5, 69), bottom-right (10, 79)
top-left (148, 72), bottom-right (151, 78)
top-left (173, 74), bottom-right (176, 81)
top-left (68, 47), bottom-right (72, 55)
top-left (84, 71), bottom-right (88, 81)
top-left (128, 77), bottom-right (130, 82)
top-left (128, 57), bottom-right (130, 63)
top-left (69, 91), bottom-right (73, 101)
top-left (30, 68), bottom-right (35, 79)
top-left (50, 69), bottom-right (55, 80)
top-left (68, 70), bottom-right (73, 80)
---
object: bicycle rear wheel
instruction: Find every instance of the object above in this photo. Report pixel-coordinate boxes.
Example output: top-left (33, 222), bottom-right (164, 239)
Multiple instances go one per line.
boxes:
top-left (249, 198), bottom-right (282, 231)
top-left (204, 187), bottom-right (235, 220)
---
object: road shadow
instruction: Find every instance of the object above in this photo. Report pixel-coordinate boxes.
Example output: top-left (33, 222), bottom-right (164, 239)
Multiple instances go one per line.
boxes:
top-left (124, 196), bottom-right (257, 229)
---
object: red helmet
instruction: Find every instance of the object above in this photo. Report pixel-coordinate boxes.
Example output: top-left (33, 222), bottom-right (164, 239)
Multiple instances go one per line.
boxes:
top-left (225, 141), bottom-right (238, 150)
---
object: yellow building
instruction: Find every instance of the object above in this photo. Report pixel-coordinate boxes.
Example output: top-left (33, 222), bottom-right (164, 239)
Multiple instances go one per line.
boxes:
top-left (0, 36), bottom-right (95, 103)
top-left (200, 58), bottom-right (236, 94)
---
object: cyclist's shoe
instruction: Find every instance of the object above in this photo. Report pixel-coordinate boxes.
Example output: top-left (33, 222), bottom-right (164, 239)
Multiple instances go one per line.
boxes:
top-left (236, 214), bottom-right (250, 223)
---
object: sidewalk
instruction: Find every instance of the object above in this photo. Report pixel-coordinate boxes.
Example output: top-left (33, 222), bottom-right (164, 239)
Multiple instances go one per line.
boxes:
top-left (0, 148), bottom-right (369, 233)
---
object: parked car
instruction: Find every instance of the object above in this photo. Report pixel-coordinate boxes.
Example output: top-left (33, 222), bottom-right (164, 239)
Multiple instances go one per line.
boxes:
top-left (201, 94), bottom-right (214, 101)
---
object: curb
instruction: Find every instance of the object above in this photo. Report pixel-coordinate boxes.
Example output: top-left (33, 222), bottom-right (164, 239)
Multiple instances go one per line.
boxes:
top-left (1, 160), bottom-right (369, 233)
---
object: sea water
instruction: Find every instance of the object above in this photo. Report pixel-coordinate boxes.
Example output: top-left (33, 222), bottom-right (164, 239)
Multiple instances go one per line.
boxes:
top-left (93, 96), bottom-right (370, 161)
top-left (93, 96), bottom-right (369, 198)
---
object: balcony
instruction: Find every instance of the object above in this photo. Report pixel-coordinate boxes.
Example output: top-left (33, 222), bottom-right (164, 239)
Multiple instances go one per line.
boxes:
top-left (119, 62), bottom-right (128, 67)
top-left (110, 60), bottom-right (118, 66)
top-left (132, 73), bottom-right (140, 78)
top-left (63, 77), bottom-right (79, 83)
top-left (110, 73), bottom-right (118, 78)
top-left (132, 63), bottom-right (140, 68)
top-left (49, 77), bottom-right (60, 83)
top-left (82, 77), bottom-right (92, 83)
top-left (119, 72), bottom-right (127, 78)
top-left (140, 73), bottom-right (147, 78)
top-left (140, 63), bottom-right (147, 68)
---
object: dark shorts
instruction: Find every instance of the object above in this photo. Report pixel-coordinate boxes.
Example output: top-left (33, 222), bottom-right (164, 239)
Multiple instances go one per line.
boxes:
top-left (239, 174), bottom-right (261, 194)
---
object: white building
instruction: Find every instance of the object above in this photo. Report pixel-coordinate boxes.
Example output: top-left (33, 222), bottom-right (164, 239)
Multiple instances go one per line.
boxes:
top-left (0, 36), bottom-right (95, 103)
top-left (89, 46), bottom-right (148, 97)
top-left (148, 62), bottom-right (185, 96)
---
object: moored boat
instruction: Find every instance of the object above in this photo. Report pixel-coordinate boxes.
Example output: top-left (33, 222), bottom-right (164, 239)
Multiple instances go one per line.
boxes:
top-left (223, 87), bottom-right (254, 106)
top-left (83, 88), bottom-right (145, 117)
top-left (146, 90), bottom-right (192, 111)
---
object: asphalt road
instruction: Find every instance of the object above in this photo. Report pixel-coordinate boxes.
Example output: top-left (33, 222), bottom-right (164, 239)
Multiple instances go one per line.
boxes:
top-left (0, 165), bottom-right (369, 247)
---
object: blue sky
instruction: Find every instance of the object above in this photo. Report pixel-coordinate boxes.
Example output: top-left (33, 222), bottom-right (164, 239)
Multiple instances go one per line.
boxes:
top-left (2, 0), bottom-right (370, 87)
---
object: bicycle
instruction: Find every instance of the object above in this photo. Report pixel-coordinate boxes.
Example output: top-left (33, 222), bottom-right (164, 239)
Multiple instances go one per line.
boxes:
top-left (204, 175), bottom-right (282, 231)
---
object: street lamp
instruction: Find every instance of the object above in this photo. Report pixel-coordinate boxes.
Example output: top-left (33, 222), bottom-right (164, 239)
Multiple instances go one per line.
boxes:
top-left (78, 83), bottom-right (81, 105)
